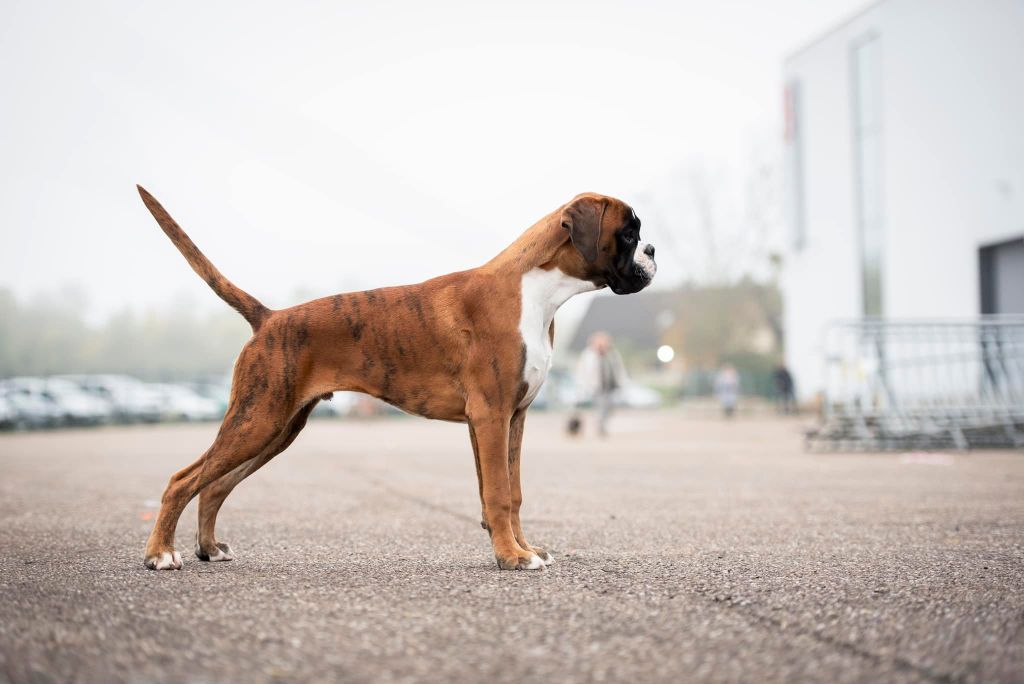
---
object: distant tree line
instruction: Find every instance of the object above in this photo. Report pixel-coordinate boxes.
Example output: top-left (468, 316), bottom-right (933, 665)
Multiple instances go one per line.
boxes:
top-left (660, 279), bottom-right (782, 366)
top-left (0, 288), bottom-right (250, 381)
top-left (649, 279), bottom-right (783, 397)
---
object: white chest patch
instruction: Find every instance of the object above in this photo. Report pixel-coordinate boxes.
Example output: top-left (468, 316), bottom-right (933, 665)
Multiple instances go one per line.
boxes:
top-left (518, 268), bottom-right (598, 409)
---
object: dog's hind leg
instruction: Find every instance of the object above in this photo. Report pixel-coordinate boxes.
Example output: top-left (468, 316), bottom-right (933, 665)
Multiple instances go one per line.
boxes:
top-left (468, 422), bottom-right (488, 534)
top-left (143, 404), bottom-right (291, 570)
top-left (194, 400), bottom-right (318, 562)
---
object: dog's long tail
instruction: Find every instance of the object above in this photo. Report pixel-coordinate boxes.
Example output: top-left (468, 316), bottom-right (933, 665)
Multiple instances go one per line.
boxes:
top-left (137, 185), bottom-right (270, 331)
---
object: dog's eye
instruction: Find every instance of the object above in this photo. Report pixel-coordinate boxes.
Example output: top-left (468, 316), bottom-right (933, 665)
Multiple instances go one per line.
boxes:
top-left (622, 232), bottom-right (635, 244)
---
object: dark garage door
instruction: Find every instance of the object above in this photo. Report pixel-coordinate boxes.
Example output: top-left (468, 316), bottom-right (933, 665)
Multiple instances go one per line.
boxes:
top-left (980, 237), bottom-right (1024, 314)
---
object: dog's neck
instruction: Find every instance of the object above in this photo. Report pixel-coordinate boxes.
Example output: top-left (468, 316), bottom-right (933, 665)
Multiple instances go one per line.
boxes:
top-left (486, 213), bottom-right (581, 276)
top-left (485, 213), bottom-right (599, 317)
top-left (511, 215), bottom-right (599, 409)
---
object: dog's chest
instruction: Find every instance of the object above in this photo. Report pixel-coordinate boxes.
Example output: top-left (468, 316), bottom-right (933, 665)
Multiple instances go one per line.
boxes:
top-left (517, 268), bottom-right (595, 409)
top-left (519, 308), bottom-right (553, 410)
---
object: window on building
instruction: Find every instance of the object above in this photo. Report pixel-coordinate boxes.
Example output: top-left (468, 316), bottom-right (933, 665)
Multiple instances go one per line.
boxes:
top-left (851, 35), bottom-right (883, 316)
top-left (784, 81), bottom-right (806, 251)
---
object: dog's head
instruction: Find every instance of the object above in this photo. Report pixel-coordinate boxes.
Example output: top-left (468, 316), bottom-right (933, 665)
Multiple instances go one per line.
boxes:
top-left (558, 193), bottom-right (656, 295)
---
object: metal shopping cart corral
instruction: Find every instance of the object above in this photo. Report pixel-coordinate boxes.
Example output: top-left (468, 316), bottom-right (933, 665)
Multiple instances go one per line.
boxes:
top-left (807, 317), bottom-right (1024, 451)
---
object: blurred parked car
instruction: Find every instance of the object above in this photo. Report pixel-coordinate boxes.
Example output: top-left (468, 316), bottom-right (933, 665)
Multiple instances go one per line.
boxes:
top-left (311, 391), bottom-right (360, 418)
top-left (0, 377), bottom-right (112, 427)
top-left (616, 381), bottom-right (662, 409)
top-left (0, 396), bottom-right (15, 430)
top-left (541, 374), bottom-right (661, 411)
top-left (57, 374), bottom-right (164, 423)
top-left (43, 378), bottom-right (113, 425)
top-left (151, 383), bottom-right (223, 421)
top-left (185, 381), bottom-right (231, 416)
top-left (531, 368), bottom-right (581, 410)
top-left (1, 384), bottom-right (63, 428)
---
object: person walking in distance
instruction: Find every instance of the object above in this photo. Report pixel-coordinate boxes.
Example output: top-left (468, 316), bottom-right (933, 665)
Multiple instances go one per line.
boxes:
top-left (773, 364), bottom-right (796, 415)
top-left (714, 363), bottom-right (740, 419)
top-left (573, 332), bottom-right (628, 437)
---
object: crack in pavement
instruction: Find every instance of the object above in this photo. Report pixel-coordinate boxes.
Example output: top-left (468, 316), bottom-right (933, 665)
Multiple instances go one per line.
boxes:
top-left (696, 592), bottom-right (965, 684)
top-left (342, 468), bottom-right (989, 684)
top-left (349, 469), bottom-right (480, 525)
top-left (549, 552), bottom-right (969, 683)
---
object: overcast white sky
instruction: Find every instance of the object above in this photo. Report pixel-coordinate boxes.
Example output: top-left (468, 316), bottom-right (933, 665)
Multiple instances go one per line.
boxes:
top-left (1, 0), bottom-right (864, 321)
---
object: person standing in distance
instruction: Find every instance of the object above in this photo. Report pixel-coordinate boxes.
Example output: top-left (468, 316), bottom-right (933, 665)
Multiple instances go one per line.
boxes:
top-left (574, 331), bottom-right (628, 437)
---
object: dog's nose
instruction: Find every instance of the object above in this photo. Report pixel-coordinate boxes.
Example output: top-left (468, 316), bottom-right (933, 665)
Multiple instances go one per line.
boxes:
top-left (644, 244), bottom-right (655, 258)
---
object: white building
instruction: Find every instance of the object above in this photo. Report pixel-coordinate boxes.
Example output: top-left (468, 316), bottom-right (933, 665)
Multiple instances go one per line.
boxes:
top-left (782, 0), bottom-right (1024, 401)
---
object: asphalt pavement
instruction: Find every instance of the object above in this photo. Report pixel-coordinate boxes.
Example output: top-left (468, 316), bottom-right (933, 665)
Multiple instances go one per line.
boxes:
top-left (0, 411), bottom-right (1021, 683)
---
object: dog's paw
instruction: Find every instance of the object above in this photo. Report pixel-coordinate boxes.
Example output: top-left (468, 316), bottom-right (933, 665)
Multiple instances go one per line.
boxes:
top-left (531, 547), bottom-right (555, 566)
top-left (144, 550), bottom-right (183, 570)
top-left (496, 553), bottom-right (546, 571)
top-left (195, 541), bottom-right (235, 562)
top-left (516, 540), bottom-right (555, 566)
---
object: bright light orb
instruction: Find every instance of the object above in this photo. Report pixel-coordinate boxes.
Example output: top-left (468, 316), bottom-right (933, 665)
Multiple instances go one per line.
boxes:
top-left (656, 345), bottom-right (675, 363)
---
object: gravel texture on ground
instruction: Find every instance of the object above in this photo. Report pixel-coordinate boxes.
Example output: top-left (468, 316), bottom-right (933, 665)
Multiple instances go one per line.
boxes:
top-left (1, 411), bottom-right (1021, 683)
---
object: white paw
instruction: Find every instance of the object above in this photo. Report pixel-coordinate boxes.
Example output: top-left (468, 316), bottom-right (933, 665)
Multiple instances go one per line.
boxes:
top-left (540, 552), bottom-right (555, 566)
top-left (195, 539), bottom-right (235, 562)
top-left (206, 544), bottom-right (234, 562)
top-left (525, 554), bottom-right (545, 570)
top-left (146, 551), bottom-right (182, 570)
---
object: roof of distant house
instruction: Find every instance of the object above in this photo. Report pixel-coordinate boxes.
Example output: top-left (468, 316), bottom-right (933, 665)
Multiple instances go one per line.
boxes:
top-left (568, 290), bottom-right (678, 352)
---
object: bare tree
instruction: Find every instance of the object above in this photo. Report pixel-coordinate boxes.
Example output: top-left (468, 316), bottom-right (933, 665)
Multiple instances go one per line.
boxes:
top-left (638, 139), bottom-right (786, 353)
top-left (640, 139), bottom-right (783, 287)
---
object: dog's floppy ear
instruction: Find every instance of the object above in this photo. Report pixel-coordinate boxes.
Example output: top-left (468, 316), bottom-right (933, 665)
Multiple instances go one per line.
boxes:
top-left (560, 195), bottom-right (606, 263)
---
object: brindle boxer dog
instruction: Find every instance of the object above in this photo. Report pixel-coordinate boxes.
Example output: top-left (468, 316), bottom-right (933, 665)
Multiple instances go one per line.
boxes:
top-left (137, 186), bottom-right (656, 571)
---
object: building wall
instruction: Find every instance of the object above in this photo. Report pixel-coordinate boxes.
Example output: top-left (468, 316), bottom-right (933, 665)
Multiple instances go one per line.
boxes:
top-left (782, 0), bottom-right (1024, 400)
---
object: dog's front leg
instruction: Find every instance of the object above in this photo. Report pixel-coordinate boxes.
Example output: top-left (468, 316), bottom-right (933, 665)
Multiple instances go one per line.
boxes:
top-left (508, 410), bottom-right (554, 566)
top-left (469, 409), bottom-right (545, 570)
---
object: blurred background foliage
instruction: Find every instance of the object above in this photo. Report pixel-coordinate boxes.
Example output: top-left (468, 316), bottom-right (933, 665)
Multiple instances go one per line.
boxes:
top-left (0, 287), bottom-right (248, 381)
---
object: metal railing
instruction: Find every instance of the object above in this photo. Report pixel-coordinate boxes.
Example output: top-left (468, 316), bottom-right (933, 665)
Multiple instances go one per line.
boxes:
top-left (807, 317), bottom-right (1024, 451)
